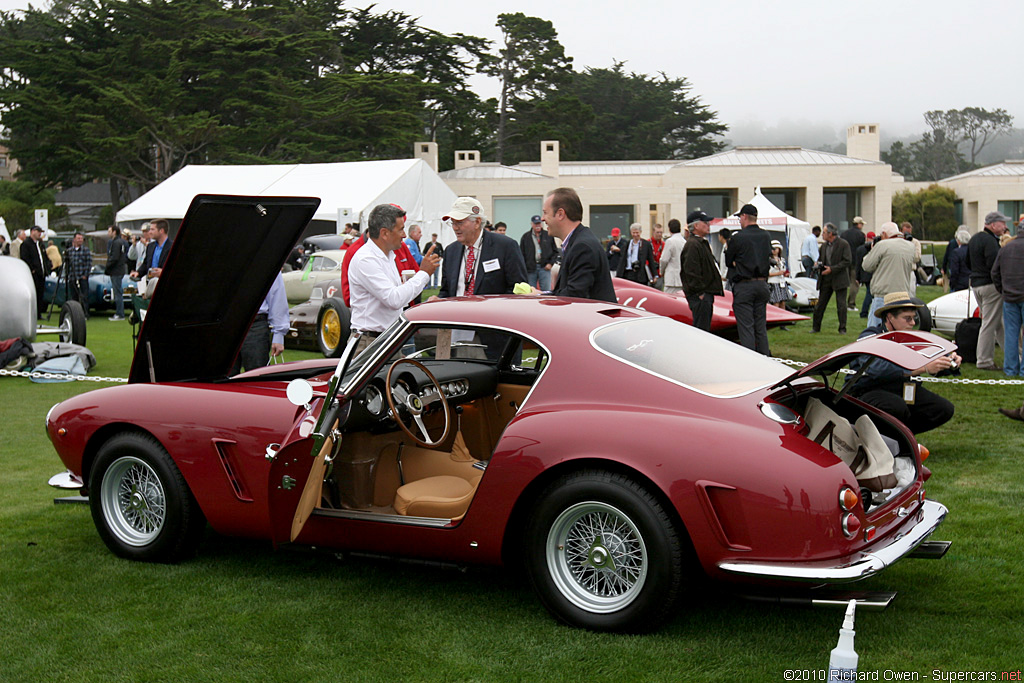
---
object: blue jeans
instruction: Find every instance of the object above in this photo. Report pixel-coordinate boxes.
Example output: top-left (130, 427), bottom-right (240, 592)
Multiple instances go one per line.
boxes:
top-left (866, 295), bottom-right (885, 328)
top-left (110, 274), bottom-right (124, 317)
top-left (528, 268), bottom-right (551, 290)
top-left (1004, 301), bottom-right (1024, 377)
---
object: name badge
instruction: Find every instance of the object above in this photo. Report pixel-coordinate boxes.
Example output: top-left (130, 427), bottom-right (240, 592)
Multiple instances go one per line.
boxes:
top-left (482, 258), bottom-right (500, 273)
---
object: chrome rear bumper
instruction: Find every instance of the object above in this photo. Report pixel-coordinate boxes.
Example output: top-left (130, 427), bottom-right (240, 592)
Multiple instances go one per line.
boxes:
top-left (718, 499), bottom-right (948, 583)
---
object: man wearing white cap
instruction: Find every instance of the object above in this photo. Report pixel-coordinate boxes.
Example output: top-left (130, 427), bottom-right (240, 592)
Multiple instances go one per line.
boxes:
top-left (861, 221), bottom-right (916, 326)
top-left (437, 197), bottom-right (527, 298)
top-left (348, 203), bottom-right (439, 354)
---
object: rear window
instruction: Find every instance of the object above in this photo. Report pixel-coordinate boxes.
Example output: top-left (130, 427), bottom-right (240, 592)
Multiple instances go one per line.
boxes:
top-left (590, 317), bottom-right (791, 397)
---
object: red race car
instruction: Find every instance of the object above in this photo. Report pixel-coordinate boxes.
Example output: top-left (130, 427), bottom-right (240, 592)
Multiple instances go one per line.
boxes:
top-left (612, 277), bottom-right (807, 339)
top-left (48, 195), bottom-right (951, 632)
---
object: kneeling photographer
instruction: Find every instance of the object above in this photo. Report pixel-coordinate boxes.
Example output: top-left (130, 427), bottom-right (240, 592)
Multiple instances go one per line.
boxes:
top-left (846, 291), bottom-right (959, 435)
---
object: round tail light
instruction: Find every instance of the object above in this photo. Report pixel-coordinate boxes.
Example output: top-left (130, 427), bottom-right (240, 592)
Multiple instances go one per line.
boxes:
top-left (842, 513), bottom-right (862, 539)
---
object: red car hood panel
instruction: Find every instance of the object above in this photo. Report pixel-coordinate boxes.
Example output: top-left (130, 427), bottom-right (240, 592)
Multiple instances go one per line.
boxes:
top-left (130, 195), bottom-right (319, 384)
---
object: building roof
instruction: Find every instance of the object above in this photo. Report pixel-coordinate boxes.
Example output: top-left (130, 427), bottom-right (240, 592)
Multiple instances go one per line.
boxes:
top-left (942, 160), bottom-right (1024, 182)
top-left (439, 164), bottom-right (550, 180)
top-left (438, 146), bottom-right (883, 180)
top-left (678, 146), bottom-right (882, 167)
top-left (55, 181), bottom-right (114, 205)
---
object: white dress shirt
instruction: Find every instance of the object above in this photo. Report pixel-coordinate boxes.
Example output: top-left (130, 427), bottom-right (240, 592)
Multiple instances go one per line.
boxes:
top-left (349, 239), bottom-right (429, 332)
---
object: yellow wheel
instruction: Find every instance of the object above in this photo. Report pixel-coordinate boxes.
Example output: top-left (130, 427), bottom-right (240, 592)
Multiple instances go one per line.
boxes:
top-left (316, 299), bottom-right (350, 358)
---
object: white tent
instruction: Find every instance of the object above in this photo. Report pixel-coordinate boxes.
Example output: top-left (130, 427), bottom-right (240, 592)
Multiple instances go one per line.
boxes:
top-left (115, 159), bottom-right (458, 245)
top-left (709, 188), bottom-right (813, 275)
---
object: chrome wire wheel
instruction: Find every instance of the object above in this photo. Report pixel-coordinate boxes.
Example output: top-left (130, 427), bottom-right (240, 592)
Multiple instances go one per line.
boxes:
top-left (545, 501), bottom-right (648, 614)
top-left (100, 455), bottom-right (167, 546)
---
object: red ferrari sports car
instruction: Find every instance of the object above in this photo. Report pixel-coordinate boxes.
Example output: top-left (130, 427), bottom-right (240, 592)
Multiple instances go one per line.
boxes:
top-left (48, 195), bottom-right (951, 632)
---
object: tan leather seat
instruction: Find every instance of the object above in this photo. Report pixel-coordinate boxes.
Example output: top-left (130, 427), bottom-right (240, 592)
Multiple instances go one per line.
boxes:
top-left (393, 474), bottom-right (480, 519)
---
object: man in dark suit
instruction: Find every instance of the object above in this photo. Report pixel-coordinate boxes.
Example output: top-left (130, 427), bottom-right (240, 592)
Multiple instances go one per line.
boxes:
top-left (21, 225), bottom-right (52, 317)
top-left (519, 215), bottom-right (558, 290)
top-left (142, 218), bottom-right (174, 279)
top-left (811, 222), bottom-right (853, 334)
top-left (541, 187), bottom-right (616, 303)
top-left (437, 197), bottom-right (528, 298)
top-left (615, 223), bottom-right (657, 285)
top-left (606, 227), bottom-right (627, 274)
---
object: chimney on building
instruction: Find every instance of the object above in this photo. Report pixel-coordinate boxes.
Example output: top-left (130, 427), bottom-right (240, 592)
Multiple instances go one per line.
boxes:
top-left (413, 141), bottom-right (438, 172)
top-left (454, 149), bottom-right (481, 170)
top-left (846, 124), bottom-right (880, 162)
top-left (540, 140), bottom-right (560, 178)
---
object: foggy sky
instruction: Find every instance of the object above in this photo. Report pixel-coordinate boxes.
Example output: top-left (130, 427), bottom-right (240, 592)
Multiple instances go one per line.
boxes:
top-left (2, 0), bottom-right (1021, 146)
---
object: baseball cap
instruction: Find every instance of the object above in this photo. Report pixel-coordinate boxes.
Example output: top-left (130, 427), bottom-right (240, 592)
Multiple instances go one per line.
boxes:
top-left (686, 210), bottom-right (714, 224)
top-left (443, 197), bottom-right (485, 221)
top-left (611, 227), bottom-right (621, 237)
top-left (735, 204), bottom-right (758, 218)
top-left (866, 231), bottom-right (876, 240)
top-left (531, 215), bottom-right (542, 223)
top-left (985, 211), bottom-right (1010, 225)
top-left (853, 216), bottom-right (865, 225)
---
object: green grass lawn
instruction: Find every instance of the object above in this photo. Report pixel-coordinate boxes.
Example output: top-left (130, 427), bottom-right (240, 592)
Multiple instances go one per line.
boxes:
top-left (3, 292), bottom-right (1022, 681)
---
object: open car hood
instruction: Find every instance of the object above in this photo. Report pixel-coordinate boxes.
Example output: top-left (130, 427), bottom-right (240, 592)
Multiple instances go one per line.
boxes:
top-left (772, 330), bottom-right (958, 389)
top-left (130, 195), bottom-right (320, 384)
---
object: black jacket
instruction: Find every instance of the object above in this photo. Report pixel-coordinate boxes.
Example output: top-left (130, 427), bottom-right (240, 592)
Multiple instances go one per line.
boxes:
top-left (606, 237), bottom-right (628, 271)
top-left (105, 235), bottom-right (128, 278)
top-left (818, 237), bottom-right (852, 290)
top-left (20, 237), bottom-right (51, 282)
top-left (519, 229), bottom-right (558, 273)
top-left (554, 225), bottom-right (616, 303)
top-left (681, 235), bottom-right (724, 297)
top-left (841, 227), bottom-right (866, 267)
top-left (725, 225), bottom-right (771, 282)
top-left (143, 238), bottom-right (174, 274)
top-left (615, 239), bottom-right (657, 285)
top-left (948, 245), bottom-right (970, 291)
top-left (438, 230), bottom-right (528, 297)
top-left (992, 238), bottom-right (1024, 304)
top-left (965, 228), bottom-right (1000, 287)
top-left (855, 243), bottom-right (873, 284)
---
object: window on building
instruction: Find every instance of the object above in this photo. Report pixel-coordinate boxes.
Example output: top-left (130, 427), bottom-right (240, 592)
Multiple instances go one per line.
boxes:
top-left (823, 190), bottom-right (861, 231)
top-left (591, 205), bottom-right (634, 238)
top-left (687, 192), bottom-right (731, 219)
top-left (762, 189), bottom-right (797, 216)
top-left (998, 201), bottom-right (1024, 235)
top-left (493, 197), bottom-right (543, 242)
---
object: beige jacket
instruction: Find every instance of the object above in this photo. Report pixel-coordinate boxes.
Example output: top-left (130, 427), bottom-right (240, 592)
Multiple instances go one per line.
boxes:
top-left (862, 237), bottom-right (916, 297)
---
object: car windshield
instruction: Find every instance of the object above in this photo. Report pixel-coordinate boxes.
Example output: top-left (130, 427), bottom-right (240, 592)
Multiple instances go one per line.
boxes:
top-left (590, 317), bottom-right (791, 397)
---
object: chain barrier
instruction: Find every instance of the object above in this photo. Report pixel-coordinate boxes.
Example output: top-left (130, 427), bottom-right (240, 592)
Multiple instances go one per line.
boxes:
top-left (0, 368), bottom-right (128, 383)
top-left (3, 359), bottom-right (1021, 387)
top-left (772, 357), bottom-right (1024, 385)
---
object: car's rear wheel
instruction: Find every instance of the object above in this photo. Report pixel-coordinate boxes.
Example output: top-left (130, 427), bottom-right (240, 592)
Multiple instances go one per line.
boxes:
top-left (59, 300), bottom-right (87, 346)
top-left (89, 433), bottom-right (205, 562)
top-left (317, 298), bottom-right (351, 358)
top-left (525, 470), bottom-right (683, 632)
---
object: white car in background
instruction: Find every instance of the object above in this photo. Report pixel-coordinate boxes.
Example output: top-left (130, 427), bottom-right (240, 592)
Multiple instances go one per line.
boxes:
top-left (927, 289), bottom-right (979, 337)
top-left (282, 249), bottom-right (346, 303)
top-left (784, 276), bottom-right (819, 311)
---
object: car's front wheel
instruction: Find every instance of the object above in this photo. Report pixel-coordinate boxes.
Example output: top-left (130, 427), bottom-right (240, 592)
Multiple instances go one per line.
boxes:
top-left (89, 433), bottom-right (205, 562)
top-left (525, 470), bottom-right (684, 632)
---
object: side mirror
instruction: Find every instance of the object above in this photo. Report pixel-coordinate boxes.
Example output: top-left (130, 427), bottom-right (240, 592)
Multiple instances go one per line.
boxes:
top-left (286, 379), bottom-right (314, 409)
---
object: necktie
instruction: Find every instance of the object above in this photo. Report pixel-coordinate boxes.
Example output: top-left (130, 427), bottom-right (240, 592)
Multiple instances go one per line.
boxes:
top-left (465, 246), bottom-right (476, 295)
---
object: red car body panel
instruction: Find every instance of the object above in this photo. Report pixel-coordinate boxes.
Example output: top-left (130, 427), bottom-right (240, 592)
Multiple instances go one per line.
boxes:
top-left (611, 277), bottom-right (807, 336)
